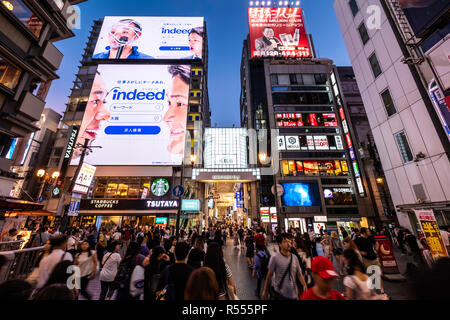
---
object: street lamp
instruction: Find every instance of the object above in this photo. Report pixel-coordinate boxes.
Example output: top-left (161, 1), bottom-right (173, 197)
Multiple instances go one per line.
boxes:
top-left (258, 152), bottom-right (267, 163)
top-left (190, 154), bottom-right (196, 165)
top-left (37, 169), bottom-right (46, 178)
top-left (51, 171), bottom-right (60, 180)
top-left (376, 178), bottom-right (384, 184)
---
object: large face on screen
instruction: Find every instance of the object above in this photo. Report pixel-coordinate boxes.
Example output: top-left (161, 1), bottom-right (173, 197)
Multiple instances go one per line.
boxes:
top-left (108, 21), bottom-right (141, 49)
top-left (188, 31), bottom-right (203, 58)
top-left (163, 68), bottom-right (189, 156)
top-left (73, 74), bottom-right (111, 159)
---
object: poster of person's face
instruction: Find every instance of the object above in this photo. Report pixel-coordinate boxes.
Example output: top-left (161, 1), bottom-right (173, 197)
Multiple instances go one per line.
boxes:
top-left (248, 7), bottom-right (311, 58)
top-left (93, 16), bottom-right (204, 60)
top-left (70, 64), bottom-right (191, 166)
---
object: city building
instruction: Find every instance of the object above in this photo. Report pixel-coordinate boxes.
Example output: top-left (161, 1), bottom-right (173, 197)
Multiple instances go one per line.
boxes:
top-left (337, 66), bottom-right (396, 225)
top-left (0, 0), bottom-right (86, 221)
top-left (334, 0), bottom-right (450, 231)
top-left (240, 6), bottom-right (377, 235)
top-left (44, 17), bottom-right (211, 231)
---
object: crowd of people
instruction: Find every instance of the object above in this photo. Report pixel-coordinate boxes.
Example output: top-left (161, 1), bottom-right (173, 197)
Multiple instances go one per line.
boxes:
top-left (0, 221), bottom-right (449, 301)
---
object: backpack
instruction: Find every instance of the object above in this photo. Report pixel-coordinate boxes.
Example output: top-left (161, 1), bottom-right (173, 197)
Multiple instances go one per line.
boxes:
top-left (114, 257), bottom-right (135, 292)
top-left (257, 252), bottom-right (269, 277)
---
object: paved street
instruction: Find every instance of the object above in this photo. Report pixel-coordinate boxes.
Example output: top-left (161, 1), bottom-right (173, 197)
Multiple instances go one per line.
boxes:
top-left (80, 237), bottom-right (413, 300)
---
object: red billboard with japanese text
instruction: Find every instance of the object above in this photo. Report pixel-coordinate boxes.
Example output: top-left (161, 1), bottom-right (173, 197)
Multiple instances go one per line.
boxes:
top-left (248, 7), bottom-right (311, 58)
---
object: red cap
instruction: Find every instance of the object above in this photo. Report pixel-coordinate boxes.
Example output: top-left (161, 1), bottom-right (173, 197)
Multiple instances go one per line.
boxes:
top-left (311, 256), bottom-right (339, 279)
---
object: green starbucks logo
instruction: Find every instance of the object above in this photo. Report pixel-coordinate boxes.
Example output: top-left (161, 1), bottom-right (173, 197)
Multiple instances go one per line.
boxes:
top-left (151, 178), bottom-right (169, 197)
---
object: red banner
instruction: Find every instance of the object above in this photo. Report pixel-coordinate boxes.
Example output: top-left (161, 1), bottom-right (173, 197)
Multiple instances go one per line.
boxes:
top-left (375, 236), bottom-right (399, 269)
top-left (248, 7), bottom-right (311, 58)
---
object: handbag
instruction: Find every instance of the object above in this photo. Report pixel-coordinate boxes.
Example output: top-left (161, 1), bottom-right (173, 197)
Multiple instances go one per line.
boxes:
top-left (129, 256), bottom-right (145, 297)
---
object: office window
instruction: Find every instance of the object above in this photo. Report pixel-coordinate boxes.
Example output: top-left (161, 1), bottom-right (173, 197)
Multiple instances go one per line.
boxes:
top-left (381, 89), bottom-right (397, 116)
top-left (394, 131), bottom-right (414, 163)
top-left (302, 74), bottom-right (315, 85)
top-left (0, 56), bottom-right (22, 90)
top-left (1, 0), bottom-right (44, 37)
top-left (270, 74), bottom-right (278, 85)
top-left (368, 52), bottom-right (382, 78)
top-left (358, 22), bottom-right (370, 45)
top-left (278, 74), bottom-right (290, 85)
top-left (349, 0), bottom-right (359, 17)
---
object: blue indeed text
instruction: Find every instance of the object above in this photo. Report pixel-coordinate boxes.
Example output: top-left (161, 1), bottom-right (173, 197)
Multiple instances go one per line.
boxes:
top-left (112, 88), bottom-right (165, 101)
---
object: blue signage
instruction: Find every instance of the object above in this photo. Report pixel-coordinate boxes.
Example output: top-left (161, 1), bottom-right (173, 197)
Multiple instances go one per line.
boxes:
top-left (182, 199), bottom-right (200, 211)
top-left (236, 191), bottom-right (242, 208)
top-left (155, 217), bottom-right (168, 225)
top-left (172, 185), bottom-right (185, 198)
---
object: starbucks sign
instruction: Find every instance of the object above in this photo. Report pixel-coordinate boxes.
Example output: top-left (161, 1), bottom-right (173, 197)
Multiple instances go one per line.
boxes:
top-left (151, 178), bottom-right (170, 197)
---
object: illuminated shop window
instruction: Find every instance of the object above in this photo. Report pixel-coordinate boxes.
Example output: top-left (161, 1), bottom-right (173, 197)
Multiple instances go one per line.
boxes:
top-left (0, 56), bottom-right (22, 90)
top-left (281, 160), bottom-right (349, 177)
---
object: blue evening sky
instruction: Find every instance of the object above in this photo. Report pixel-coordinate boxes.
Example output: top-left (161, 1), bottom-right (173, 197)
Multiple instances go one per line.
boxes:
top-left (45, 0), bottom-right (350, 127)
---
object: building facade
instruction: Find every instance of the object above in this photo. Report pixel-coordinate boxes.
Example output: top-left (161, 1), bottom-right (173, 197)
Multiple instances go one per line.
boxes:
top-left (334, 0), bottom-right (450, 231)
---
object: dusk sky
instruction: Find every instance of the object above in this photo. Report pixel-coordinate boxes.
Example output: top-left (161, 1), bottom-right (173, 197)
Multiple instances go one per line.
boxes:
top-left (45, 0), bottom-right (351, 127)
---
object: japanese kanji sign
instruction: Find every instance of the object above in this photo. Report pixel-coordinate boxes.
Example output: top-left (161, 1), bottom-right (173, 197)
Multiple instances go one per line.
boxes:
top-left (414, 209), bottom-right (449, 262)
top-left (248, 7), bottom-right (311, 59)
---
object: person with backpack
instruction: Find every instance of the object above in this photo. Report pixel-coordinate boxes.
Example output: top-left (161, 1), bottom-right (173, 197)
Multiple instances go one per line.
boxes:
top-left (99, 241), bottom-right (122, 300)
top-left (252, 243), bottom-right (269, 299)
top-left (36, 235), bottom-right (73, 290)
top-left (114, 241), bottom-right (148, 300)
top-left (261, 233), bottom-right (307, 300)
top-left (155, 242), bottom-right (193, 301)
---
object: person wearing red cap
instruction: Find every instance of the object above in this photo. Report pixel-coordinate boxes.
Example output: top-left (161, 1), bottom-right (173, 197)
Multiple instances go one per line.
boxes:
top-left (300, 256), bottom-right (346, 300)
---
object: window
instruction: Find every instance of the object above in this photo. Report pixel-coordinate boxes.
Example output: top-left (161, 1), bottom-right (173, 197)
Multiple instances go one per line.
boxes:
top-left (270, 74), bottom-right (278, 85)
top-left (1, 0), bottom-right (44, 37)
top-left (394, 131), bottom-right (414, 163)
top-left (278, 74), bottom-right (290, 85)
top-left (0, 56), bottom-right (22, 90)
top-left (358, 22), bottom-right (370, 45)
top-left (349, 0), bottom-right (359, 17)
top-left (302, 74), bottom-right (315, 85)
top-left (368, 52), bottom-right (382, 78)
top-left (381, 89), bottom-right (397, 116)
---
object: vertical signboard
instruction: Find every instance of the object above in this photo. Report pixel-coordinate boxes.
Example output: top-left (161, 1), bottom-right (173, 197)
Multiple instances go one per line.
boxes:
top-left (414, 209), bottom-right (449, 262)
top-left (374, 236), bottom-right (400, 273)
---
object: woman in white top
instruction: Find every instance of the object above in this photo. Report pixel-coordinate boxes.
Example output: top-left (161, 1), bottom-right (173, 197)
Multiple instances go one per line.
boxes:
top-left (320, 233), bottom-right (332, 260)
top-left (74, 241), bottom-right (97, 300)
top-left (342, 248), bottom-right (388, 300)
top-left (99, 241), bottom-right (122, 300)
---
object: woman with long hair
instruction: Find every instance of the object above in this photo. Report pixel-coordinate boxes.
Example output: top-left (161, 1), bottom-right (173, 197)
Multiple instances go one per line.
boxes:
top-left (99, 241), bottom-right (122, 300)
top-left (204, 242), bottom-right (237, 300)
top-left (343, 236), bottom-right (363, 262)
top-left (74, 240), bottom-right (97, 300)
top-left (184, 267), bottom-right (219, 300)
top-left (245, 230), bottom-right (255, 268)
top-left (144, 245), bottom-right (170, 300)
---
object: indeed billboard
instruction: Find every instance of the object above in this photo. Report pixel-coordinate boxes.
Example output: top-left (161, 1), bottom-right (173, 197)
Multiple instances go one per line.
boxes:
top-left (93, 16), bottom-right (204, 60)
top-left (71, 64), bottom-right (191, 166)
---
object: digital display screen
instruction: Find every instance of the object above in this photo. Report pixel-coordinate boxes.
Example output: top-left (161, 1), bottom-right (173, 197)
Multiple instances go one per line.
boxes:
top-left (71, 64), bottom-right (190, 166)
top-left (281, 182), bottom-right (321, 207)
top-left (248, 8), bottom-right (311, 58)
top-left (399, 0), bottom-right (449, 36)
top-left (155, 217), bottom-right (168, 224)
top-left (94, 16), bottom-right (204, 60)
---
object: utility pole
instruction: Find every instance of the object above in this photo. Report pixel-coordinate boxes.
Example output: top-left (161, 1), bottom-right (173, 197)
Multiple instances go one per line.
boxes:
top-left (175, 160), bottom-right (185, 241)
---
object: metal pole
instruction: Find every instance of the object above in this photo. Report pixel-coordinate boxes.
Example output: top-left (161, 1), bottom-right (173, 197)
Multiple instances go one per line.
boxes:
top-left (175, 160), bottom-right (184, 241)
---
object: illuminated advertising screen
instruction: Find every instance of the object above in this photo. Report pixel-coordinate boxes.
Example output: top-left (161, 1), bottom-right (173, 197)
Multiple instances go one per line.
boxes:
top-left (399, 0), bottom-right (449, 36)
top-left (94, 16), bottom-right (204, 60)
top-left (248, 7), bottom-right (311, 58)
top-left (281, 182), bottom-right (321, 206)
top-left (276, 113), bottom-right (338, 127)
top-left (71, 64), bottom-right (191, 166)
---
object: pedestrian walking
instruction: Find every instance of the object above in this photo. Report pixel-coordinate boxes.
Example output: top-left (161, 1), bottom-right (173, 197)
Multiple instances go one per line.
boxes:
top-left (342, 249), bottom-right (389, 300)
top-left (155, 242), bottom-right (193, 301)
top-left (330, 231), bottom-right (344, 275)
top-left (204, 241), bottom-right (237, 300)
top-left (320, 233), bottom-right (332, 260)
top-left (184, 267), bottom-right (219, 300)
top-left (187, 237), bottom-right (205, 269)
top-left (252, 243), bottom-right (269, 299)
top-left (99, 241), bottom-right (122, 300)
top-left (245, 230), bottom-right (255, 268)
top-left (262, 233), bottom-right (307, 300)
top-left (144, 245), bottom-right (170, 301)
top-left (300, 256), bottom-right (345, 300)
top-left (74, 240), bottom-right (97, 300)
top-left (233, 229), bottom-right (239, 248)
top-left (343, 237), bottom-right (363, 262)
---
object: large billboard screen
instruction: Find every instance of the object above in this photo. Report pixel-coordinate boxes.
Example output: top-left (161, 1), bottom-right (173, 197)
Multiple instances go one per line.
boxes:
top-left (71, 64), bottom-right (191, 166)
top-left (399, 0), bottom-right (449, 36)
top-left (281, 182), bottom-right (321, 207)
top-left (93, 16), bottom-right (204, 60)
top-left (248, 7), bottom-right (311, 58)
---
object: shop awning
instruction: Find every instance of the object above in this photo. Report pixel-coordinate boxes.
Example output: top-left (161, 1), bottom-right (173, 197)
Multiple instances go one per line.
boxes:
top-left (0, 198), bottom-right (44, 211)
top-left (78, 210), bottom-right (179, 216)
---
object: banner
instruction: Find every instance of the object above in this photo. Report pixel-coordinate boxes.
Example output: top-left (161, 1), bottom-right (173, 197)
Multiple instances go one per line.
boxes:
top-left (414, 209), bottom-right (449, 262)
top-left (71, 64), bottom-right (191, 166)
top-left (248, 7), bottom-right (311, 58)
top-left (94, 16), bottom-right (204, 60)
top-left (374, 236), bottom-right (399, 271)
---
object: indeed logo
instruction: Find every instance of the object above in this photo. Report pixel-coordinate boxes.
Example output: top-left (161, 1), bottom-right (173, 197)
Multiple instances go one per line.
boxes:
top-left (161, 27), bottom-right (191, 34)
top-left (111, 87), bottom-right (165, 101)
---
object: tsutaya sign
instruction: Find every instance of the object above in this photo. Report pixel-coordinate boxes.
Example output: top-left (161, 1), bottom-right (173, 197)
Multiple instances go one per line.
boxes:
top-left (80, 199), bottom-right (179, 210)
